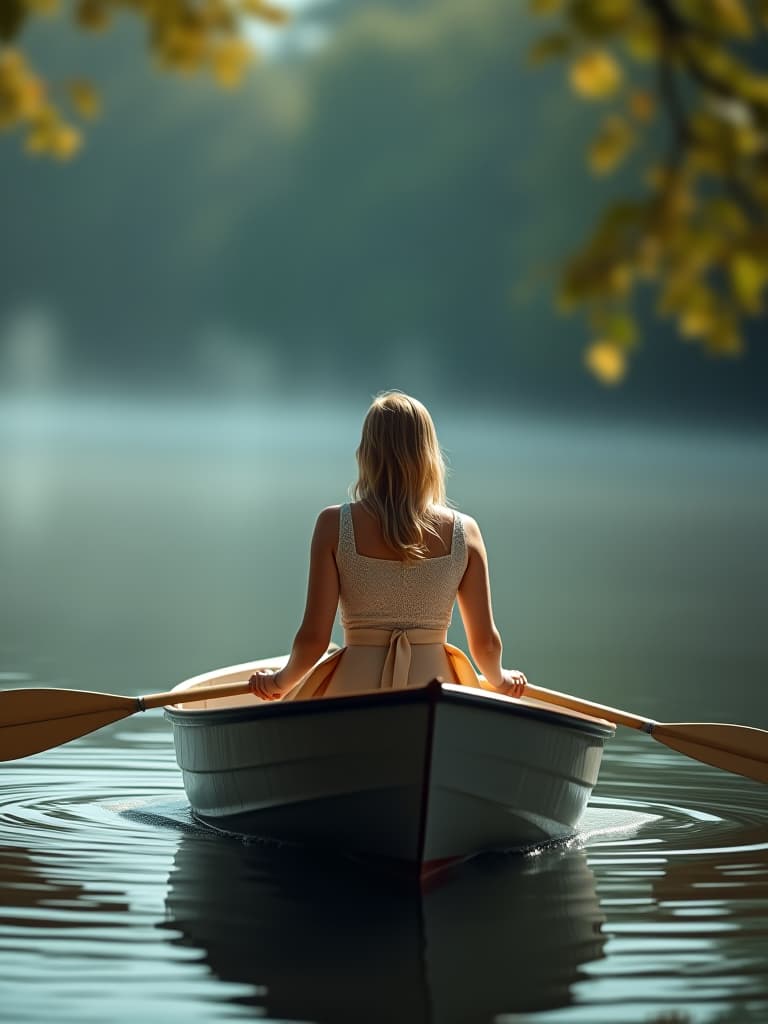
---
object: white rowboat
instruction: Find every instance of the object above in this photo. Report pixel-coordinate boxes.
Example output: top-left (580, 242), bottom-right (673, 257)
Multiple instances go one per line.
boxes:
top-left (166, 660), bottom-right (614, 874)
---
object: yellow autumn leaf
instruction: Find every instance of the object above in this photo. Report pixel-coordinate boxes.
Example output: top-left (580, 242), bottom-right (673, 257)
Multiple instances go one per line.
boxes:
top-left (159, 24), bottom-right (208, 71)
top-left (24, 104), bottom-right (80, 159)
top-left (211, 39), bottom-right (253, 89)
top-left (0, 49), bottom-right (41, 126)
top-left (711, 0), bottom-right (754, 38)
top-left (19, 77), bottom-right (45, 118)
top-left (241, 0), bottom-right (289, 25)
top-left (22, 0), bottom-right (59, 13)
top-left (624, 20), bottom-right (660, 61)
top-left (729, 253), bottom-right (766, 312)
top-left (705, 198), bottom-right (749, 235)
top-left (680, 307), bottom-right (715, 339)
top-left (68, 78), bottom-right (100, 119)
top-left (605, 309), bottom-right (637, 345)
top-left (0, 48), bottom-right (25, 75)
top-left (75, 0), bottom-right (110, 32)
top-left (569, 50), bottom-right (623, 100)
top-left (50, 122), bottom-right (82, 159)
top-left (584, 340), bottom-right (627, 385)
top-left (588, 114), bottom-right (634, 174)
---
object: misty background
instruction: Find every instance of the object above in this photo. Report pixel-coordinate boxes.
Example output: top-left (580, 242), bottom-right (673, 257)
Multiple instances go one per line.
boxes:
top-left (1, 0), bottom-right (766, 425)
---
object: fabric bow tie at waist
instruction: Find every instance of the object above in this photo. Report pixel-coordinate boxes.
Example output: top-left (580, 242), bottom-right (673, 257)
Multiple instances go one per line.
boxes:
top-left (344, 627), bottom-right (448, 690)
top-left (284, 625), bottom-right (481, 701)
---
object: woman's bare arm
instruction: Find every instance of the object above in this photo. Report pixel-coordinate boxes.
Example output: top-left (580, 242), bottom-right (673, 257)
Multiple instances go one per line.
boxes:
top-left (250, 507), bottom-right (340, 698)
top-left (457, 515), bottom-right (526, 694)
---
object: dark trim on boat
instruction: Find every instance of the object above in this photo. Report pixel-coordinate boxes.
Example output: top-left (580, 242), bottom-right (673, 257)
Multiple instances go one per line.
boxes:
top-left (164, 680), bottom-right (615, 739)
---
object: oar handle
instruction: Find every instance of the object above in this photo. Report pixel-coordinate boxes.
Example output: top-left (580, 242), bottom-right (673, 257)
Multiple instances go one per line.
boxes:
top-left (138, 680), bottom-right (253, 711)
top-left (522, 681), bottom-right (653, 732)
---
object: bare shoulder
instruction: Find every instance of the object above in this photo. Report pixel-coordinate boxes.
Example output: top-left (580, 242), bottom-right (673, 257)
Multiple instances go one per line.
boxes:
top-left (313, 505), bottom-right (342, 543)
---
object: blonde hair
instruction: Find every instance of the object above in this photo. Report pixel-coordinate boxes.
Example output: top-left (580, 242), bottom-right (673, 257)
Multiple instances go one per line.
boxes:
top-left (353, 391), bottom-right (447, 561)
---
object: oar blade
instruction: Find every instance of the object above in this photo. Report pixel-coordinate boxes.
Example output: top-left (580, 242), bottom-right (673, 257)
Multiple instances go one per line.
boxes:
top-left (653, 722), bottom-right (768, 784)
top-left (1, 688), bottom-right (136, 727)
top-left (1, 707), bottom-right (136, 761)
top-left (0, 688), bottom-right (138, 762)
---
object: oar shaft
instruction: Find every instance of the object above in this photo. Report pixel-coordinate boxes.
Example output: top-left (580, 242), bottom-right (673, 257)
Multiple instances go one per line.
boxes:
top-left (523, 681), bottom-right (653, 731)
top-left (139, 680), bottom-right (252, 711)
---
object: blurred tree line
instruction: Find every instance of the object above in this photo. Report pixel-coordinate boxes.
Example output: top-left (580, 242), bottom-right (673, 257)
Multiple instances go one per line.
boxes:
top-left (1, 0), bottom-right (766, 419)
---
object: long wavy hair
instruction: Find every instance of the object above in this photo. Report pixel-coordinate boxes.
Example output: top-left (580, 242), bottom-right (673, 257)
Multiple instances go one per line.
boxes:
top-left (353, 391), bottom-right (448, 561)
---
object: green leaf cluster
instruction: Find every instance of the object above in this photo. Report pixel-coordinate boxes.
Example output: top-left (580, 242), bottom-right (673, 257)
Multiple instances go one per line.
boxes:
top-left (0, 0), bottom-right (285, 159)
top-left (529, 0), bottom-right (768, 382)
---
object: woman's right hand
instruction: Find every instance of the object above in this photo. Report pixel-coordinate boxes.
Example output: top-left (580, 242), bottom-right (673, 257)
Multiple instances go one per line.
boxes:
top-left (249, 669), bottom-right (287, 701)
top-left (499, 668), bottom-right (527, 698)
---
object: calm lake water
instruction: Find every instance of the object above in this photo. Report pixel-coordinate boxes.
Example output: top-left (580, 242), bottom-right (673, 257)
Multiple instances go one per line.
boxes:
top-left (1, 397), bottom-right (767, 1023)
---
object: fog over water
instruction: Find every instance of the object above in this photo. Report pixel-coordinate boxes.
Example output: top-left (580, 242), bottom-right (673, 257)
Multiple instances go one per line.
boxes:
top-left (2, 393), bottom-right (766, 718)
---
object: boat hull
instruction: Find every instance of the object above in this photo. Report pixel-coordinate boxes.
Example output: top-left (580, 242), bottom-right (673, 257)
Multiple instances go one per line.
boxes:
top-left (166, 675), bottom-right (614, 869)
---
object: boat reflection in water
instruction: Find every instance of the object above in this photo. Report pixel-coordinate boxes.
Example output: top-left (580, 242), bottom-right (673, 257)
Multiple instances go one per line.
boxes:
top-left (162, 834), bottom-right (606, 1023)
top-left (0, 845), bottom-right (130, 929)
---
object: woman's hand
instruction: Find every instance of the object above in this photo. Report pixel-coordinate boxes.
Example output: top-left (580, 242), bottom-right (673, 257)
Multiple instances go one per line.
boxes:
top-left (499, 668), bottom-right (527, 698)
top-left (249, 669), bottom-right (288, 702)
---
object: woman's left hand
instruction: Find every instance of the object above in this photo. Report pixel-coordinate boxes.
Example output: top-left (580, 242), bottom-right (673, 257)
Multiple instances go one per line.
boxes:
top-left (249, 669), bottom-right (287, 701)
top-left (499, 668), bottom-right (527, 698)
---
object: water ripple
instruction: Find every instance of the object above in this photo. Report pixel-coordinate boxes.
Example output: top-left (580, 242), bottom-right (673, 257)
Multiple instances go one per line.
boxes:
top-left (0, 728), bottom-right (766, 1023)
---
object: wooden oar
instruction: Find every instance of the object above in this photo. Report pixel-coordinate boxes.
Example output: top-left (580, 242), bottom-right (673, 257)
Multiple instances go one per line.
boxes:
top-left (519, 681), bottom-right (768, 785)
top-left (1, 678), bottom-right (767, 784)
top-left (0, 680), bottom-right (253, 762)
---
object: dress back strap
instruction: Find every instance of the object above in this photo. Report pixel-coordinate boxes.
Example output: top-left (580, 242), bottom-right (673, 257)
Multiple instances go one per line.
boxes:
top-left (451, 510), bottom-right (466, 567)
top-left (338, 503), bottom-right (355, 560)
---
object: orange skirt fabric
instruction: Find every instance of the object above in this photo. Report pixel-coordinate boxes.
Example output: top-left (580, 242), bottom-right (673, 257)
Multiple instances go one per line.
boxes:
top-left (284, 627), bottom-right (481, 702)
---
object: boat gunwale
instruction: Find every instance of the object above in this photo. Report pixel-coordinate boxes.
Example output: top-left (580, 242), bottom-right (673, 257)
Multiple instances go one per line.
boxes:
top-left (164, 680), bottom-right (616, 740)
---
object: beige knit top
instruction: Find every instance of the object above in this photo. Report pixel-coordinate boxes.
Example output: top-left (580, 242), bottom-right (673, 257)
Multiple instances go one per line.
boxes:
top-left (336, 503), bottom-right (468, 632)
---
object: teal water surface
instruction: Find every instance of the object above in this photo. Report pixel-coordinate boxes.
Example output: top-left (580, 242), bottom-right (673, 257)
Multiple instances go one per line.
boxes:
top-left (1, 398), bottom-right (767, 1023)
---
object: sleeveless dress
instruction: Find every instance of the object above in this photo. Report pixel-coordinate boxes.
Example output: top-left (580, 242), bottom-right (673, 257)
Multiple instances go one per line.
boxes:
top-left (284, 503), bottom-right (482, 701)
